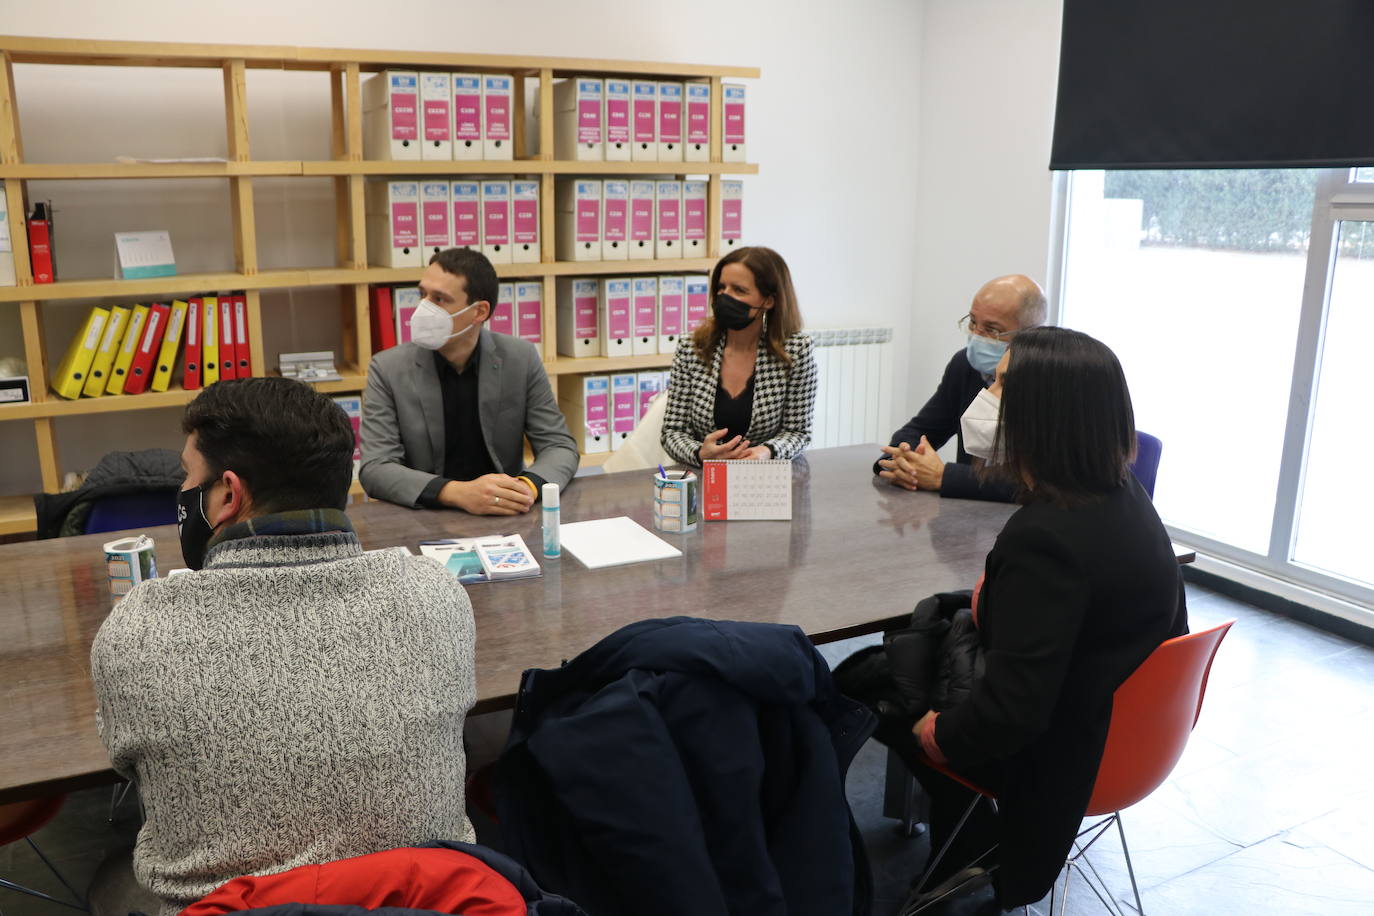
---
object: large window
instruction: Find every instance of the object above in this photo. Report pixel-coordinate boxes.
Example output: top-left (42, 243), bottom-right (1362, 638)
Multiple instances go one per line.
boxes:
top-left (1058, 169), bottom-right (1372, 607)
top-left (1291, 219), bottom-right (1374, 588)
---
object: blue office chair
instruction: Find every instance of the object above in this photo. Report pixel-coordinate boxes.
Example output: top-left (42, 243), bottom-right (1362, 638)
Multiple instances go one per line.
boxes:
top-left (1130, 431), bottom-right (1163, 499)
top-left (83, 490), bottom-right (178, 535)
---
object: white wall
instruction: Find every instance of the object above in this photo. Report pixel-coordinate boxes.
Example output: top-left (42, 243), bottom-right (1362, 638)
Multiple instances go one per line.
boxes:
top-left (0, 0), bottom-right (924, 496)
top-left (906, 0), bottom-right (1063, 447)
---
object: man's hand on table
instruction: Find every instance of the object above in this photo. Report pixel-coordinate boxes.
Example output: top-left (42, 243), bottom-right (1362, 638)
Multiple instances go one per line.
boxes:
top-left (439, 475), bottom-right (536, 516)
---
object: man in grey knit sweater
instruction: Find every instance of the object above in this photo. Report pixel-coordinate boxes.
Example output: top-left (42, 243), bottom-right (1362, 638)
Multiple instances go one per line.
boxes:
top-left (90, 377), bottom-right (476, 916)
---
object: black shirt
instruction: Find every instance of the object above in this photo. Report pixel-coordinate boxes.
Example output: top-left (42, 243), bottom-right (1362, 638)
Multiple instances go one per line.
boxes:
top-left (419, 346), bottom-right (548, 508)
top-left (714, 374), bottom-right (756, 444)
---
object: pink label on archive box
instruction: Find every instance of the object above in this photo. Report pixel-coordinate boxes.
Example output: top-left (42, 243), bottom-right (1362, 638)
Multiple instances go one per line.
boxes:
top-left (392, 202), bottom-right (418, 247)
top-left (584, 377), bottom-right (609, 437)
top-left (683, 194), bottom-right (706, 240)
top-left (512, 196), bottom-right (539, 244)
top-left (391, 87), bottom-right (418, 140)
top-left (577, 197), bottom-right (600, 242)
top-left (686, 279), bottom-right (709, 327)
top-left (657, 194), bottom-right (681, 240)
top-left (490, 298), bottom-right (514, 336)
top-left (613, 387), bottom-right (637, 433)
top-left (574, 291), bottom-right (598, 338)
top-left (605, 281), bottom-right (632, 338)
top-left (633, 84), bottom-right (656, 143)
top-left (452, 194), bottom-right (479, 246)
top-left (686, 86), bottom-right (710, 145)
top-left (484, 80), bottom-right (511, 139)
top-left (629, 190), bottom-right (654, 242)
top-left (603, 195), bottom-right (628, 243)
top-left (658, 89), bottom-right (681, 140)
top-left (639, 381), bottom-right (661, 418)
top-left (422, 197), bottom-right (449, 247)
top-left (724, 86), bottom-right (745, 145)
top-left (606, 94), bottom-right (630, 144)
top-left (578, 96), bottom-right (601, 144)
top-left (585, 395), bottom-right (607, 439)
top-left (396, 304), bottom-right (419, 345)
top-left (721, 198), bottom-right (742, 239)
top-left (454, 78), bottom-right (481, 140)
top-left (424, 98), bottom-right (449, 141)
top-left (517, 293), bottom-right (542, 342)
top-left (634, 282), bottom-right (657, 337)
top-left (660, 288), bottom-right (683, 335)
top-left (483, 200), bottom-right (510, 245)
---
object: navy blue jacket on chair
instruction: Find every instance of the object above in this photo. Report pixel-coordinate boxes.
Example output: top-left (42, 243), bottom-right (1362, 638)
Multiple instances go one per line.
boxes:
top-left (495, 617), bottom-right (876, 916)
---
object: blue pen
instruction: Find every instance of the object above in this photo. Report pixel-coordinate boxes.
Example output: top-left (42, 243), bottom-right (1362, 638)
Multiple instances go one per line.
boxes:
top-left (658, 463), bottom-right (669, 479)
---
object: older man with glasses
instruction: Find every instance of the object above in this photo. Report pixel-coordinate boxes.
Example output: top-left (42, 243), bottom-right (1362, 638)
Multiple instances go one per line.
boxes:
top-left (874, 274), bottom-right (1046, 502)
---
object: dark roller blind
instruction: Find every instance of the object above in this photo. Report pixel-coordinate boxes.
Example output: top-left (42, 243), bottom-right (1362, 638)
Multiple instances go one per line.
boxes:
top-left (1050, 1), bottom-right (1374, 170)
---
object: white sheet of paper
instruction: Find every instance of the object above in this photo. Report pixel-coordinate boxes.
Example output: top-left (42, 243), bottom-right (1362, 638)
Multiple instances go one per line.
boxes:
top-left (559, 516), bottom-right (682, 569)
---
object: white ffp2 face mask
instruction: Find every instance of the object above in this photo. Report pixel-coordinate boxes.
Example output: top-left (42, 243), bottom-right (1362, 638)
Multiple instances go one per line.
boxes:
top-left (960, 387), bottom-right (1003, 462)
top-left (409, 299), bottom-right (478, 350)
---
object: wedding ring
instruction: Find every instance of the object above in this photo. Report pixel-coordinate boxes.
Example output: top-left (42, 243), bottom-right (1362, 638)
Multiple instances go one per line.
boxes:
top-left (494, 495), bottom-right (500, 505)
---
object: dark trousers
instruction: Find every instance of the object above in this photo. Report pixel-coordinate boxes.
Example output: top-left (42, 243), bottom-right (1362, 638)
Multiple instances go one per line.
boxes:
top-left (874, 719), bottom-right (1006, 889)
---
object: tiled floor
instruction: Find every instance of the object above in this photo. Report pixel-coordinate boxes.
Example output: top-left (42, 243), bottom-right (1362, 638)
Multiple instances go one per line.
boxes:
top-left (4, 585), bottom-right (1372, 915)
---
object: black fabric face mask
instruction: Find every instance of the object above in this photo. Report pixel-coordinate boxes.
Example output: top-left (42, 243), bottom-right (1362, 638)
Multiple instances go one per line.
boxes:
top-left (712, 293), bottom-right (761, 331)
top-left (177, 484), bottom-right (215, 571)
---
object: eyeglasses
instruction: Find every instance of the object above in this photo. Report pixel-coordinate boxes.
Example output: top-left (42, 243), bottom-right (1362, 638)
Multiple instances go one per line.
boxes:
top-left (957, 314), bottom-right (1018, 342)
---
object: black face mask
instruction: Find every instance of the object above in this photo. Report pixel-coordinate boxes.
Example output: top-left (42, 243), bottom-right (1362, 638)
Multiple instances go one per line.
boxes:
top-left (712, 293), bottom-right (762, 332)
top-left (177, 484), bottom-right (215, 571)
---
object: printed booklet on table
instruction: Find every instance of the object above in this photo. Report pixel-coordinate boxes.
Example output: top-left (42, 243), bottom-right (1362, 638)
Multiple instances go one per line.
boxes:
top-left (419, 534), bottom-right (541, 583)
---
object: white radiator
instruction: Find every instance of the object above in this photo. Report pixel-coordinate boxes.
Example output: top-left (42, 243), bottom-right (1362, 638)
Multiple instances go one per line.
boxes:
top-left (806, 327), bottom-right (894, 449)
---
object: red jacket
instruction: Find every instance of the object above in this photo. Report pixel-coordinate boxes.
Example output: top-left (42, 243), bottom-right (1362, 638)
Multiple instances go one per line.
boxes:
top-left (181, 843), bottom-right (585, 916)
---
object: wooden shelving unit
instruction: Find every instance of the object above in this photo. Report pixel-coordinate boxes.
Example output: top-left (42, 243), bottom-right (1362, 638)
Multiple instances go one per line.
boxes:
top-left (0, 494), bottom-right (36, 536)
top-left (0, 35), bottom-right (758, 532)
top-left (0, 160), bottom-right (759, 180)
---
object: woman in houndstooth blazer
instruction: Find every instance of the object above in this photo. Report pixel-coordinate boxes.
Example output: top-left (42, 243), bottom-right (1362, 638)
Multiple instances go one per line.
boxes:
top-left (661, 246), bottom-right (818, 467)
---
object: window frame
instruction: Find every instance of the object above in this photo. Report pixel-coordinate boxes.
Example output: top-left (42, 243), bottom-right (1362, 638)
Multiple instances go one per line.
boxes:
top-left (1050, 167), bottom-right (1374, 612)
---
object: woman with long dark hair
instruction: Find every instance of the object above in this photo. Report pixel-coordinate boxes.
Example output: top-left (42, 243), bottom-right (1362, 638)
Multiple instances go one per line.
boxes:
top-left (903, 326), bottom-right (1189, 912)
top-left (660, 246), bottom-right (817, 465)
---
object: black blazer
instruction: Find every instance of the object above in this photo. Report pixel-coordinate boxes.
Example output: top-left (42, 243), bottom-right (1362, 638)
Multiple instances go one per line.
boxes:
top-left (934, 477), bottom-right (1188, 906)
top-left (661, 332), bottom-right (818, 466)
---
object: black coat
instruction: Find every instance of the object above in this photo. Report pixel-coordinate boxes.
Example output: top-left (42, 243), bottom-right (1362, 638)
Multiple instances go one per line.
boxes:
top-left (495, 617), bottom-right (876, 916)
top-left (33, 447), bottom-right (183, 538)
top-left (833, 590), bottom-right (982, 727)
top-left (934, 478), bottom-right (1188, 906)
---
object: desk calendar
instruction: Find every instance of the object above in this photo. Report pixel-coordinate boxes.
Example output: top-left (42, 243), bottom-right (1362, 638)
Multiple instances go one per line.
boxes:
top-left (702, 459), bottom-right (793, 521)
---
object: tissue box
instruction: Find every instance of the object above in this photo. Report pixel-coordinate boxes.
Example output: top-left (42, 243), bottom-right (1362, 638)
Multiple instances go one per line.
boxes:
top-left (0, 376), bottom-right (31, 404)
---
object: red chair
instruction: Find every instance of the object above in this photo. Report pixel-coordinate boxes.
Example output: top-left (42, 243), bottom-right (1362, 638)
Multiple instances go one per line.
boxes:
top-left (907, 619), bottom-right (1234, 915)
top-left (0, 795), bottom-right (87, 910)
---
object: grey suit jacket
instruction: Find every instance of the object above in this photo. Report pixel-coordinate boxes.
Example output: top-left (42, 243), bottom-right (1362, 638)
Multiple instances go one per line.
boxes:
top-left (360, 330), bottom-right (579, 508)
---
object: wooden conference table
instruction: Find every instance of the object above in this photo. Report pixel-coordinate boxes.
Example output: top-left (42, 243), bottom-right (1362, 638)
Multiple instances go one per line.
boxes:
top-left (0, 445), bottom-right (1022, 804)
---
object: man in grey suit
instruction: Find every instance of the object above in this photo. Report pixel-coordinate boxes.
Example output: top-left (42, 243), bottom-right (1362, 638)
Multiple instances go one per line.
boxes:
top-left (360, 248), bottom-right (578, 515)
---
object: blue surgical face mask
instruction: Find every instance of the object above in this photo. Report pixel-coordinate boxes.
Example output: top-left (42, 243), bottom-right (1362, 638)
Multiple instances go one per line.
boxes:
top-left (965, 334), bottom-right (1008, 376)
